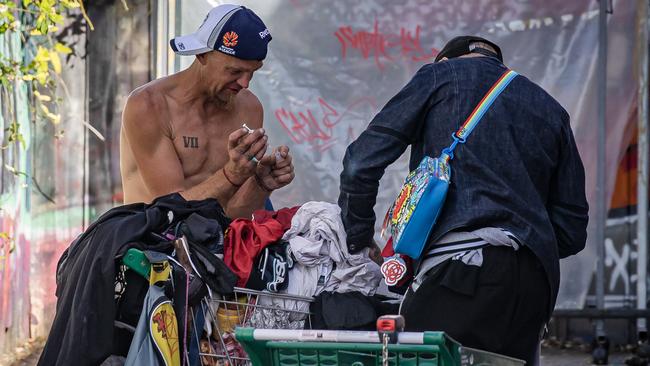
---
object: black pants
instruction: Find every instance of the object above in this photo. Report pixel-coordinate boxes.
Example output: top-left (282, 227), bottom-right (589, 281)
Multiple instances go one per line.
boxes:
top-left (400, 246), bottom-right (550, 365)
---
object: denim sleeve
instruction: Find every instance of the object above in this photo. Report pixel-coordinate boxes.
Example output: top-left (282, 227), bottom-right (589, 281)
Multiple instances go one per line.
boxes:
top-left (338, 64), bottom-right (436, 252)
top-left (548, 112), bottom-right (589, 258)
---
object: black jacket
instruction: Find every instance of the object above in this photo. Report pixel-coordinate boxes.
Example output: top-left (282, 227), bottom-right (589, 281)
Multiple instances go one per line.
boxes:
top-left (39, 194), bottom-right (229, 366)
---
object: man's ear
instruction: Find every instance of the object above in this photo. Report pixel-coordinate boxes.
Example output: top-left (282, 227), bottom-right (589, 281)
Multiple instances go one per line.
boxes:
top-left (196, 53), bottom-right (208, 65)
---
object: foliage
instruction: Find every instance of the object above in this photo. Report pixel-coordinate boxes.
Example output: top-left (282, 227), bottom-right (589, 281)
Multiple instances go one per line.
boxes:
top-left (0, 1), bottom-right (87, 148)
top-left (0, 0), bottom-right (92, 202)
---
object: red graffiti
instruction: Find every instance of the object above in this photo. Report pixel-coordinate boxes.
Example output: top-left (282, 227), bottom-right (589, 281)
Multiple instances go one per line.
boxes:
top-left (275, 97), bottom-right (376, 152)
top-left (335, 20), bottom-right (438, 70)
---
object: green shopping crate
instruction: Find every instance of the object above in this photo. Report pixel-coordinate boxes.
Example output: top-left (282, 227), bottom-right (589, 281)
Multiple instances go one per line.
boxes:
top-left (235, 327), bottom-right (525, 366)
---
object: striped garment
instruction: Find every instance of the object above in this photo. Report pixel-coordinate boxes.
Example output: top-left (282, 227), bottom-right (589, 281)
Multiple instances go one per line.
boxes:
top-left (411, 227), bottom-right (522, 291)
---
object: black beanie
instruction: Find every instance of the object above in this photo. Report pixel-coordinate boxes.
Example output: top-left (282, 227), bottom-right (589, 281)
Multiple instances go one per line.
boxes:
top-left (435, 36), bottom-right (503, 62)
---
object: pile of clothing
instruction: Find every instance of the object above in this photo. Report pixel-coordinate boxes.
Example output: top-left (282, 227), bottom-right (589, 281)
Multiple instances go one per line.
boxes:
top-left (223, 202), bottom-right (383, 330)
top-left (41, 196), bottom-right (385, 366)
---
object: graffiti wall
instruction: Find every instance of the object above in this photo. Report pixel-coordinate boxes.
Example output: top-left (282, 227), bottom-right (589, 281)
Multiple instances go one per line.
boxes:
top-left (0, 30), bottom-right (34, 355)
top-left (586, 128), bottom-right (648, 308)
top-left (0, 13), bottom-right (88, 355)
top-left (176, 0), bottom-right (639, 308)
top-left (0, 2), bottom-right (152, 356)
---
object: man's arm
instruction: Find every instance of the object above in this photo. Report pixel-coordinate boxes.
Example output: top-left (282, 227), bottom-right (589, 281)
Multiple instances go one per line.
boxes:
top-left (122, 91), bottom-right (266, 208)
top-left (547, 112), bottom-right (589, 258)
top-left (338, 64), bottom-right (436, 252)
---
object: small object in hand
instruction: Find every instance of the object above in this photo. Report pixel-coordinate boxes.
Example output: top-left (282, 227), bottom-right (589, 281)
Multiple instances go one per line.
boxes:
top-left (242, 123), bottom-right (254, 134)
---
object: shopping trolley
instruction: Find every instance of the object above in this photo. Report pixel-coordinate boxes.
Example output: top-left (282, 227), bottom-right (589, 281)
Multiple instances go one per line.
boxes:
top-left (193, 287), bottom-right (315, 365)
top-left (234, 328), bottom-right (526, 366)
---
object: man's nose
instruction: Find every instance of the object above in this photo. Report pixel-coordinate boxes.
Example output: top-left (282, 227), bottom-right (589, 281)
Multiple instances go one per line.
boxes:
top-left (237, 74), bottom-right (252, 89)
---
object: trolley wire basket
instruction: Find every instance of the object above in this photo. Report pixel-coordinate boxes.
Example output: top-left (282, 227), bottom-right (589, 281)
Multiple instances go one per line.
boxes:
top-left (193, 287), bottom-right (314, 365)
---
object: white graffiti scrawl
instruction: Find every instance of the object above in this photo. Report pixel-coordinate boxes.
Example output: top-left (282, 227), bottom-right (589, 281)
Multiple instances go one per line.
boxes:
top-left (604, 238), bottom-right (633, 294)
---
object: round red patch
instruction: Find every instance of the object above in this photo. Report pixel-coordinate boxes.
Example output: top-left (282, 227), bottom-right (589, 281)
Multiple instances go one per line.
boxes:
top-left (223, 31), bottom-right (239, 47)
top-left (381, 257), bottom-right (407, 286)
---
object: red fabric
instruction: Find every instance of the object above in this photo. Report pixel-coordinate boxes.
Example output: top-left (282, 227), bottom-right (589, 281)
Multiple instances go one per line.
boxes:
top-left (381, 237), bottom-right (396, 257)
top-left (224, 206), bottom-right (300, 286)
top-left (253, 206), bottom-right (300, 231)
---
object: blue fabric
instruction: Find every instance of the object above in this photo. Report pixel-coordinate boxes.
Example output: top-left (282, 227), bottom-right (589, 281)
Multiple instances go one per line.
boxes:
top-left (188, 304), bottom-right (206, 366)
top-left (393, 166), bottom-right (449, 259)
top-left (264, 197), bottom-right (274, 211)
top-left (338, 55), bottom-right (588, 314)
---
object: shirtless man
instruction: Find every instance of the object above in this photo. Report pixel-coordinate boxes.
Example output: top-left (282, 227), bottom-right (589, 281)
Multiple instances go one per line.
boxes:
top-left (120, 5), bottom-right (294, 218)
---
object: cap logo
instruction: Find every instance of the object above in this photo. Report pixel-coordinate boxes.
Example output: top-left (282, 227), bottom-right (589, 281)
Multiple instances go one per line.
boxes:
top-left (177, 42), bottom-right (185, 50)
top-left (223, 31), bottom-right (239, 47)
top-left (259, 29), bottom-right (270, 39)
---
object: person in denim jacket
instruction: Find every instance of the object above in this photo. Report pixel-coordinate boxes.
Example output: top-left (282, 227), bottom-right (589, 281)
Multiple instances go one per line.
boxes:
top-left (338, 36), bottom-right (588, 365)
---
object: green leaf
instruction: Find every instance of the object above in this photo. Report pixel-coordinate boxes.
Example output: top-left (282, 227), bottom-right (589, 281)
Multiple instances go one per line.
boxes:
top-left (49, 51), bottom-right (61, 74)
top-left (49, 12), bottom-right (63, 24)
top-left (35, 16), bottom-right (47, 35)
top-left (54, 43), bottom-right (72, 54)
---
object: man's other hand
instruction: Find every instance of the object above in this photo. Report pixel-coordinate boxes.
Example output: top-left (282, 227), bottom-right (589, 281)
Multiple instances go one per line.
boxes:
top-left (368, 240), bottom-right (384, 266)
top-left (255, 145), bottom-right (295, 191)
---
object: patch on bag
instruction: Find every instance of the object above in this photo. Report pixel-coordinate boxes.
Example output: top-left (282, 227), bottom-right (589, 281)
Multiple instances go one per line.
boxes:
top-left (381, 256), bottom-right (407, 286)
top-left (384, 156), bottom-right (441, 243)
top-left (392, 184), bottom-right (413, 222)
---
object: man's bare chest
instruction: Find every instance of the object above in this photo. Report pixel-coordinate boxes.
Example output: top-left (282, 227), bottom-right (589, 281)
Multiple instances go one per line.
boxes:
top-left (170, 115), bottom-right (239, 178)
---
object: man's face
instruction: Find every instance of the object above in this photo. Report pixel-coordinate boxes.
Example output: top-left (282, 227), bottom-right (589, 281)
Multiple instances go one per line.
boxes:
top-left (200, 51), bottom-right (263, 106)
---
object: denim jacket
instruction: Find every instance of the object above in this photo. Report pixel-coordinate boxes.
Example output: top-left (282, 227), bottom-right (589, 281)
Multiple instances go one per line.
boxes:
top-left (338, 56), bottom-right (589, 308)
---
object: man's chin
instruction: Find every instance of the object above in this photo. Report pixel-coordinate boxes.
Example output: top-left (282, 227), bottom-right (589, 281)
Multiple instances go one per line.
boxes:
top-left (214, 92), bottom-right (237, 110)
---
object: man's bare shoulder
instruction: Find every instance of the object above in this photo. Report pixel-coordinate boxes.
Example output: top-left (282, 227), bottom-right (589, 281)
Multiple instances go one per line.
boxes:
top-left (236, 89), bottom-right (263, 127)
top-left (123, 79), bottom-right (171, 136)
top-left (237, 89), bottom-right (262, 109)
top-left (125, 79), bottom-right (169, 116)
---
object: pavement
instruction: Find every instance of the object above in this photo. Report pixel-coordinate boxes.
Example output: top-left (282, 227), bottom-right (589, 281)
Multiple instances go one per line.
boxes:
top-left (10, 350), bottom-right (41, 366)
top-left (541, 347), bottom-right (633, 365)
top-left (2, 338), bottom-right (44, 366)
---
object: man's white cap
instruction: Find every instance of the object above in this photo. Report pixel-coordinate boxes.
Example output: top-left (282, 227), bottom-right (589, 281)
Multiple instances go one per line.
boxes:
top-left (170, 4), bottom-right (272, 60)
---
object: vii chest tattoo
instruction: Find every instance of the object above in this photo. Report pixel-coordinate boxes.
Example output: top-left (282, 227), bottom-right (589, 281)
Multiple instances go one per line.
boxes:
top-left (183, 136), bottom-right (199, 149)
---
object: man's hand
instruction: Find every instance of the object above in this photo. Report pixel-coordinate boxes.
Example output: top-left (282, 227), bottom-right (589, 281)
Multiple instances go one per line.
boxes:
top-left (255, 145), bottom-right (295, 191)
top-left (368, 240), bottom-right (384, 266)
top-left (224, 127), bottom-right (268, 185)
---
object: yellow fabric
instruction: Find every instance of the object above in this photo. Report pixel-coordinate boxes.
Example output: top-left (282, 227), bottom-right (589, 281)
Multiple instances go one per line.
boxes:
top-left (149, 261), bottom-right (171, 286)
top-left (149, 300), bottom-right (180, 366)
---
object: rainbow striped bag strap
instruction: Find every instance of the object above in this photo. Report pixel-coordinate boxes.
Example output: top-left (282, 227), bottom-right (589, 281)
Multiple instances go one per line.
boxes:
top-left (440, 69), bottom-right (519, 161)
